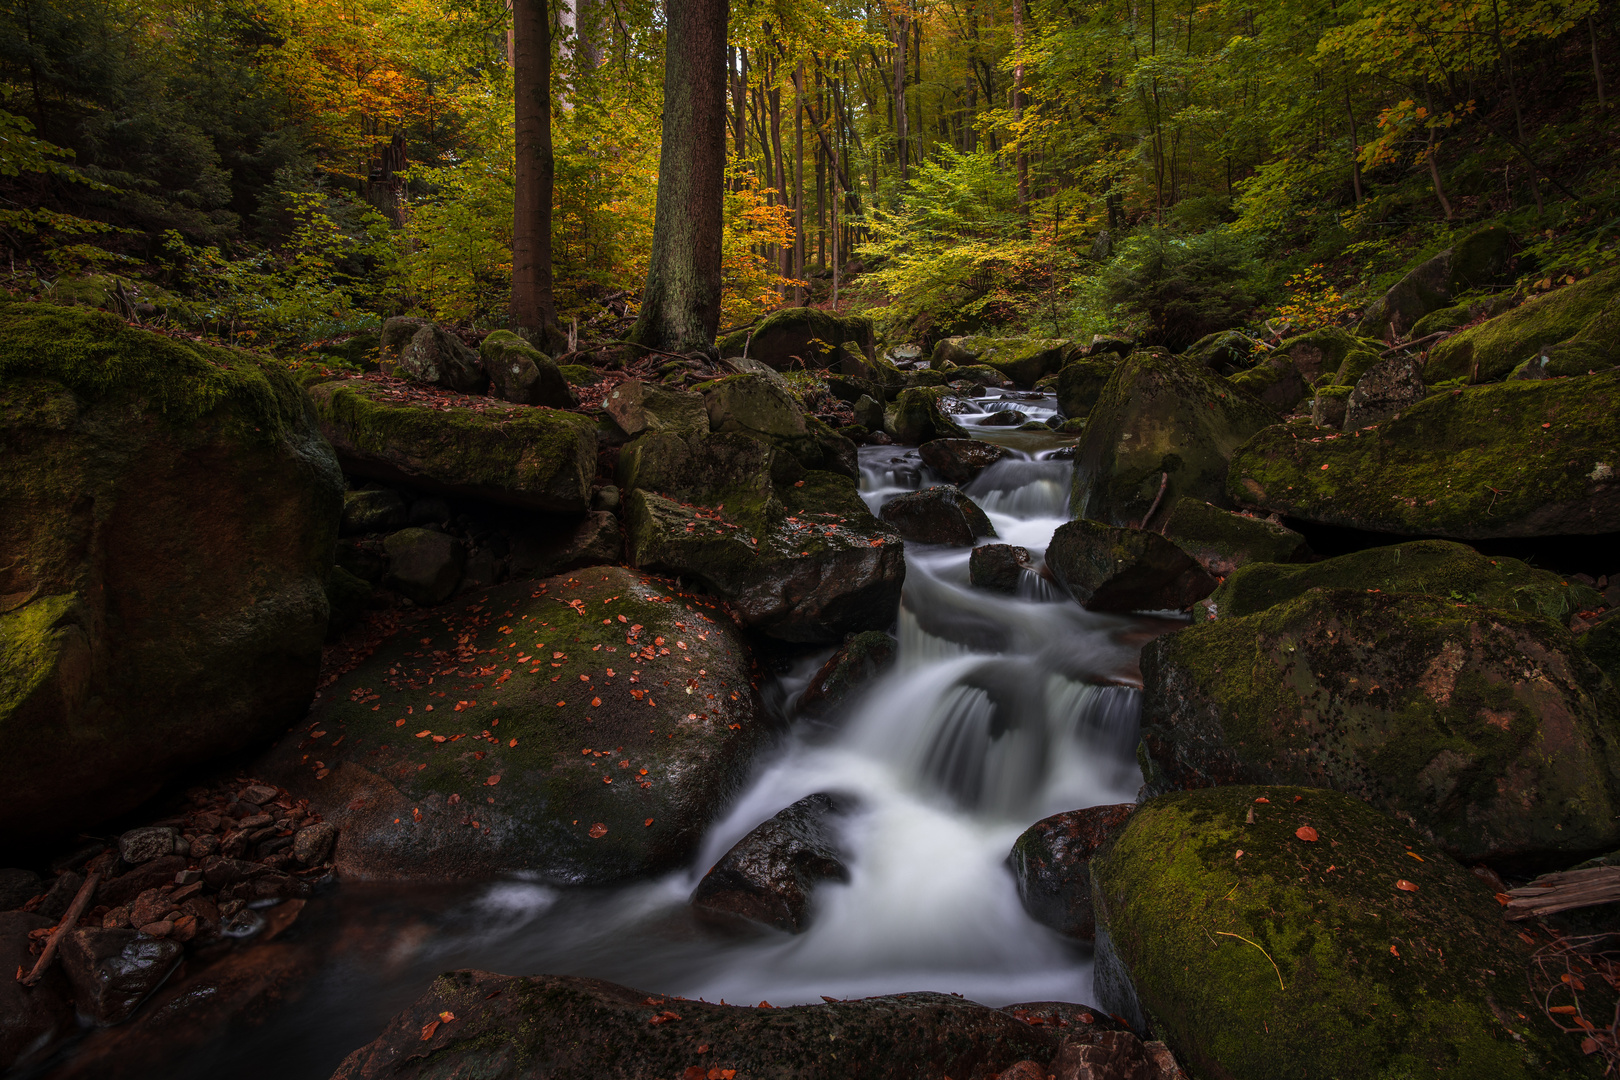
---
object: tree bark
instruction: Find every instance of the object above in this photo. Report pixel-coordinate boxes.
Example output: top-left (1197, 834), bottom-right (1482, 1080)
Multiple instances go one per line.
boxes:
top-left (893, 9), bottom-right (909, 185)
top-left (629, 0), bottom-right (731, 353)
top-left (511, 0), bottom-right (563, 349)
top-left (1011, 0), bottom-right (1029, 211)
top-left (793, 61), bottom-right (805, 301)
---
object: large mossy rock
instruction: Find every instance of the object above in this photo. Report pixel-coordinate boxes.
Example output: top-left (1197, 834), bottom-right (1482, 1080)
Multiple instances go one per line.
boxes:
top-left (951, 337), bottom-right (1083, 389)
top-left (702, 373), bottom-right (858, 478)
top-left (619, 432), bottom-right (904, 642)
top-left (333, 971), bottom-right (1063, 1080)
top-left (1047, 520), bottom-right (1215, 612)
top-left (1227, 373), bottom-right (1620, 537)
top-left (716, 307), bottom-right (876, 376)
top-left (1356, 226), bottom-right (1514, 341)
top-left (1270, 326), bottom-right (1367, 385)
top-left (603, 380), bottom-right (711, 437)
top-left (1210, 539), bottom-right (1601, 624)
top-left (307, 378), bottom-right (597, 512)
top-left (1425, 267), bottom-right (1620, 384)
top-left (260, 568), bottom-right (765, 884)
top-left (397, 324), bottom-right (487, 394)
top-left (1224, 355), bottom-right (1306, 414)
top-left (1091, 785), bottom-right (1595, 1080)
top-left (0, 302), bottom-right (342, 838)
top-left (478, 330), bottom-right (577, 408)
top-left (890, 386), bottom-right (972, 445)
top-left (1181, 330), bottom-right (1257, 376)
top-left (1139, 588), bottom-right (1620, 865)
top-left (1158, 498), bottom-right (1308, 578)
top-left (1073, 351), bottom-right (1277, 526)
top-left (1053, 358), bottom-right (1115, 419)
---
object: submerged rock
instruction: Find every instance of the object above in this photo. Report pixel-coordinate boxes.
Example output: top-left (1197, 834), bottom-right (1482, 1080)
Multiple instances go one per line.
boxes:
top-left (1046, 520), bottom-right (1215, 613)
top-left (308, 378), bottom-right (597, 512)
top-left (1008, 804), bottom-right (1133, 941)
top-left (60, 928), bottom-right (184, 1027)
top-left (1140, 588), bottom-right (1620, 866)
top-left (1091, 785), bottom-right (1592, 1080)
top-left (478, 330), bottom-right (577, 408)
top-left (692, 792), bottom-right (852, 933)
top-left (919, 438), bottom-right (1011, 485)
top-left (0, 302), bottom-right (342, 839)
top-left (260, 568), bottom-right (766, 884)
top-left (1158, 499), bottom-right (1307, 578)
top-left (332, 971), bottom-right (1061, 1080)
top-left (1228, 372), bottom-right (1620, 537)
top-left (880, 485), bottom-right (996, 546)
top-left (968, 544), bottom-right (1033, 593)
top-left (798, 631), bottom-right (898, 714)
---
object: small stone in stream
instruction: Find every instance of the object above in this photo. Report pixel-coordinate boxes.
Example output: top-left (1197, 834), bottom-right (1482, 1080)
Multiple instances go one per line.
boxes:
top-left (39, 872), bottom-right (84, 921)
top-left (188, 835), bottom-right (219, 860)
top-left (853, 393), bottom-right (885, 431)
top-left (0, 868), bottom-right (41, 911)
top-left (168, 914), bottom-right (199, 944)
top-left (1046, 520), bottom-right (1216, 612)
top-left (292, 822), bottom-right (338, 866)
top-left (880, 485), bottom-right (997, 546)
top-left (691, 793), bottom-right (853, 933)
top-left (969, 544), bottom-right (1032, 593)
top-left (918, 438), bottom-right (1011, 485)
top-left (978, 409), bottom-right (1027, 426)
top-left (1050, 1029), bottom-right (1166, 1080)
top-left (174, 869), bottom-right (203, 886)
top-left (59, 928), bottom-right (184, 1026)
top-left (0, 912), bottom-right (74, 1071)
top-left (238, 784), bottom-right (279, 806)
top-left (201, 857), bottom-right (264, 890)
top-left (138, 920), bottom-right (174, 938)
top-left (798, 632), bottom-right (898, 715)
top-left (220, 909), bottom-right (266, 940)
top-left (181, 895), bottom-right (220, 931)
top-left (1009, 805), bottom-right (1135, 942)
top-left (118, 827), bottom-right (179, 865)
top-left (128, 888), bottom-right (172, 930)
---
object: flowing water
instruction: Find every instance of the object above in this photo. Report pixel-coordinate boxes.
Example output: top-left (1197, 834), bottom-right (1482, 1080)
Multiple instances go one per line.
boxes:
top-left (112, 397), bottom-right (1168, 1079)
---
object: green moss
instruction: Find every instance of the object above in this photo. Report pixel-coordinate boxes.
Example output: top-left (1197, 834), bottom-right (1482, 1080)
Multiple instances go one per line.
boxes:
top-left (1054, 358), bottom-right (1115, 419)
top-left (1426, 268), bottom-right (1620, 383)
top-left (1160, 498), bottom-right (1306, 576)
top-left (558, 364), bottom-right (600, 386)
top-left (1332, 347), bottom-right (1383, 387)
top-left (1411, 303), bottom-right (1474, 338)
top-left (892, 386), bottom-right (970, 444)
top-left (1093, 785), bottom-right (1595, 1080)
top-left (1272, 327), bottom-right (1363, 384)
top-left (1579, 615), bottom-right (1620, 687)
top-left (954, 337), bottom-right (1082, 388)
top-left (0, 593), bottom-right (78, 722)
top-left (1227, 373), bottom-right (1620, 537)
top-left (1213, 539), bottom-right (1601, 622)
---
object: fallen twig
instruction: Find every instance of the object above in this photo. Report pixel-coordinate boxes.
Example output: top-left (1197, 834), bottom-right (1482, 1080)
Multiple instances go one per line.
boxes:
top-left (1380, 331), bottom-right (1451, 356)
top-left (19, 871), bottom-right (99, 986)
top-left (1506, 866), bottom-right (1620, 920)
top-left (1214, 930), bottom-right (1285, 990)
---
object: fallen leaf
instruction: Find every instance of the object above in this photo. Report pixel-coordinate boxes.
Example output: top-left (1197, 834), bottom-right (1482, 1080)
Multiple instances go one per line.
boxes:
top-left (1550, 1005), bottom-right (1579, 1015)
top-left (439, 1011), bottom-right (456, 1023)
top-left (486, 775), bottom-right (501, 786)
top-left (1295, 826), bottom-right (1319, 842)
top-left (592, 697), bottom-right (602, 707)
top-left (1390, 945), bottom-right (1400, 957)
top-left (1582, 1037), bottom-right (1598, 1054)
top-left (420, 1020), bottom-right (440, 1041)
top-left (588, 822), bottom-right (608, 838)
top-left (648, 1010), bottom-right (681, 1025)
top-left (644, 818), bottom-right (654, 827)
top-left (1405, 851), bottom-right (1424, 862)
top-left (1395, 879), bottom-right (1418, 892)
top-left (1254, 797), bottom-right (1270, 804)
top-left (1235, 850), bottom-right (1245, 860)
top-left (415, 730), bottom-right (432, 738)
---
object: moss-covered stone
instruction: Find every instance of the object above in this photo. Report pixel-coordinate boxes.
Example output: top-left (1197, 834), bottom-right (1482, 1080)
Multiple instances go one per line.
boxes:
top-left (479, 330), bottom-right (577, 409)
top-left (1046, 519), bottom-right (1215, 611)
top-left (1211, 539), bottom-right (1601, 623)
top-left (1357, 226), bottom-right (1514, 341)
top-left (1309, 383), bottom-right (1352, 428)
top-left (1159, 498), bottom-right (1308, 578)
top-left (0, 302), bottom-right (342, 839)
top-left (307, 378), bottom-right (597, 512)
top-left (1091, 785), bottom-right (1596, 1080)
top-left (1225, 356), bottom-right (1306, 414)
top-left (1426, 268), bottom-right (1620, 384)
top-left (1580, 612), bottom-right (1620, 689)
top-left (603, 380), bottom-right (709, 437)
top-left (716, 308), bottom-right (876, 377)
top-left (1053, 358), bottom-right (1115, 419)
top-left (557, 364), bottom-right (600, 386)
top-left (890, 386), bottom-right (971, 445)
top-left (700, 374), bottom-right (858, 478)
top-left (1227, 373), bottom-right (1620, 537)
top-left (1140, 588), bottom-right (1620, 865)
top-left (1181, 330), bottom-right (1256, 375)
top-left (1271, 327), bottom-right (1363, 384)
top-left (1411, 302), bottom-right (1475, 338)
top-left (261, 568), bottom-right (765, 884)
top-left (1331, 345), bottom-right (1384, 387)
top-left (956, 337), bottom-right (1082, 388)
top-left (1073, 351), bottom-right (1278, 526)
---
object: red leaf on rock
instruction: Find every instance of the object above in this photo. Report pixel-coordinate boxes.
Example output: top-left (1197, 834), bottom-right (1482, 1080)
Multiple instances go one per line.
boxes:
top-left (1254, 797), bottom-right (1270, 804)
top-left (1295, 826), bottom-right (1319, 842)
top-left (644, 818), bottom-right (654, 827)
top-left (1395, 879), bottom-right (1418, 892)
top-left (420, 1020), bottom-right (440, 1041)
top-left (486, 775), bottom-right (500, 786)
top-left (588, 822), bottom-right (608, 838)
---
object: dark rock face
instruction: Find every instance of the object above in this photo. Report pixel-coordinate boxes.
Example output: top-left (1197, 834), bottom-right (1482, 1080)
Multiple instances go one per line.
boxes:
top-left (382, 527), bottom-right (465, 605)
top-left (0, 302), bottom-right (342, 840)
top-left (509, 510), bottom-right (623, 580)
top-left (716, 308), bottom-right (877, 376)
top-left (692, 793), bottom-right (853, 933)
top-left (331, 971), bottom-right (1062, 1080)
top-left (969, 544), bottom-right (1032, 593)
top-left (891, 387), bottom-right (972, 444)
top-left (1157, 499), bottom-right (1307, 579)
top-left (1343, 354), bottom-right (1424, 429)
top-left (479, 330), bottom-right (578, 408)
top-left (1054, 359), bottom-right (1116, 420)
top-left (978, 409), bottom-right (1027, 427)
top-left (1008, 804), bottom-right (1133, 941)
top-left (920, 439), bottom-right (1011, 485)
top-left (340, 488), bottom-right (408, 536)
top-left (1140, 588), bottom-right (1620, 866)
top-left (398, 324), bottom-right (487, 394)
top-left (1046, 521), bottom-right (1215, 612)
top-left (1228, 372), bottom-right (1620, 538)
top-left (260, 568), bottom-right (768, 884)
top-left (1091, 786), bottom-right (1592, 1080)
top-left (1224, 356), bottom-right (1305, 414)
top-left (798, 631), bottom-right (898, 714)
top-left (1182, 331), bottom-right (1257, 376)
top-left (1355, 225), bottom-right (1512, 341)
top-left (880, 485), bottom-right (997, 546)
top-left (60, 928), bottom-right (185, 1026)
top-left (0, 912), bottom-right (73, 1070)
top-left (703, 373), bottom-right (859, 479)
top-left (604, 379), bottom-right (711, 437)
top-left (0, 869), bottom-right (41, 910)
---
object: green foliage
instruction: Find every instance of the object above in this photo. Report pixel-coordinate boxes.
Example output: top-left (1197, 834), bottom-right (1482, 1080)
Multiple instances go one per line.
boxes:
top-left (1093, 227), bottom-right (1264, 350)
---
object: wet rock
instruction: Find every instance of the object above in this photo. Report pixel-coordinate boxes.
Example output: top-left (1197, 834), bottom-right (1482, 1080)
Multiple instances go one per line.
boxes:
top-left (118, 827), bottom-right (179, 866)
top-left (1092, 785), bottom-right (1589, 1080)
top-left (100, 856), bottom-right (187, 909)
top-left (509, 511), bottom-right (623, 580)
top-left (978, 409), bottom-right (1027, 427)
top-left (1426, 265), bottom-right (1618, 383)
top-left (292, 822), bottom-right (337, 866)
top-left (1008, 804), bottom-right (1133, 941)
top-left (1209, 539), bottom-right (1601, 625)
top-left (890, 386), bottom-right (972, 444)
top-left (604, 379), bottom-right (710, 437)
top-left (397, 324), bottom-right (487, 394)
top-left (703, 373), bottom-right (858, 478)
top-left (692, 793), bottom-right (852, 933)
top-left (60, 927), bottom-right (184, 1026)
top-left (0, 912), bottom-right (74, 1070)
top-left (994, 1061), bottom-right (1048, 1080)
top-left (340, 488), bottom-right (408, 536)
top-left (1157, 499), bottom-right (1307, 579)
top-left (1228, 372), bottom-right (1620, 537)
top-left (39, 871), bottom-right (83, 921)
top-left (929, 337), bottom-right (1082, 389)
top-left (1141, 588), bottom-right (1620, 866)
top-left (969, 544), bottom-right (1032, 593)
top-left (1309, 384), bottom-right (1350, 428)
top-left (1049, 1029), bottom-right (1185, 1080)
top-left (880, 485), bottom-right (996, 546)
top-left (1343, 354), bottom-right (1424, 429)
top-left (1224, 355), bottom-right (1306, 414)
top-left (853, 393), bottom-right (885, 431)
top-left (479, 330), bottom-right (577, 408)
top-left (260, 568), bottom-right (767, 884)
top-left (716, 308), bottom-right (877, 376)
top-left (128, 888), bottom-right (174, 929)
top-left (920, 439), bottom-right (1011, 485)
top-left (1054, 358), bottom-right (1116, 420)
top-left (798, 631), bottom-right (898, 714)
top-left (382, 528), bottom-right (465, 605)
top-left (331, 971), bottom-right (1060, 1080)
top-left (308, 378), bottom-right (597, 512)
top-left (1073, 351), bottom-right (1276, 526)
top-left (0, 303), bottom-right (342, 841)
top-left (0, 868), bottom-right (41, 911)
top-left (1356, 225), bottom-right (1513, 341)
top-left (1046, 521), bottom-right (1215, 613)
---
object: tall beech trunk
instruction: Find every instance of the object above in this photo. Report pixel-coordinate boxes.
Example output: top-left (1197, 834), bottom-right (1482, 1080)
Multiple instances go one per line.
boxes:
top-left (511, 0), bottom-right (563, 348)
top-left (629, 0), bottom-right (730, 352)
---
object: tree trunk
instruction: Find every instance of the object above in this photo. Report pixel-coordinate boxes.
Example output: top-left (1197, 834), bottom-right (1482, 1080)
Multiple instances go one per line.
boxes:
top-left (511, 0), bottom-right (563, 348)
top-left (628, 0), bottom-right (731, 353)
top-left (793, 61), bottom-right (805, 301)
top-left (893, 9), bottom-right (908, 185)
top-left (1591, 17), bottom-right (1609, 110)
top-left (1011, 0), bottom-right (1029, 212)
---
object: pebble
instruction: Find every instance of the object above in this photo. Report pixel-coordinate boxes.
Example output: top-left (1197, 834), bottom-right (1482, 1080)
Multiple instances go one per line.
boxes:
top-left (119, 826), bottom-right (179, 865)
top-left (292, 822), bottom-right (337, 866)
top-left (138, 919), bottom-right (175, 938)
top-left (238, 784), bottom-right (280, 806)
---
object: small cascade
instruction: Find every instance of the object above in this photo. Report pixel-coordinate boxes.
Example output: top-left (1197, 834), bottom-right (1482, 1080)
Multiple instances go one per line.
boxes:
top-left (966, 457), bottom-right (1072, 519)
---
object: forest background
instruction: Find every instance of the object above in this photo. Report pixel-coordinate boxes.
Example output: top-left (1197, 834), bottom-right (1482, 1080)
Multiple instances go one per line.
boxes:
top-left (0, 0), bottom-right (1615, 358)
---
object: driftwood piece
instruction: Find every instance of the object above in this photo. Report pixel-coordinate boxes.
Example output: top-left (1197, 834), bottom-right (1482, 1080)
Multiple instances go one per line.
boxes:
top-left (1504, 865), bottom-right (1620, 920)
top-left (17, 871), bottom-right (100, 986)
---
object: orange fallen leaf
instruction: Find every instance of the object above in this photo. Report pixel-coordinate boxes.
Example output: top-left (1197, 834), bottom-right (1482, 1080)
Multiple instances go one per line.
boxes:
top-left (1405, 852), bottom-right (1424, 861)
top-left (1582, 1037), bottom-right (1598, 1054)
top-left (415, 730), bottom-right (432, 738)
top-left (644, 818), bottom-right (654, 827)
top-left (588, 822), bottom-right (607, 837)
top-left (1550, 1005), bottom-right (1579, 1015)
top-left (1390, 945), bottom-right (1400, 957)
top-left (1235, 850), bottom-right (1245, 860)
top-left (648, 1010), bottom-right (681, 1025)
top-left (1254, 797), bottom-right (1270, 804)
top-left (439, 1011), bottom-right (456, 1023)
top-left (1495, 892), bottom-right (1512, 905)
top-left (1295, 826), bottom-right (1319, 842)
top-left (395, 719), bottom-right (406, 727)
top-left (420, 1020), bottom-right (440, 1041)
top-left (592, 697), bottom-right (602, 707)
top-left (486, 775), bottom-right (501, 786)
top-left (1395, 879), bottom-right (1418, 892)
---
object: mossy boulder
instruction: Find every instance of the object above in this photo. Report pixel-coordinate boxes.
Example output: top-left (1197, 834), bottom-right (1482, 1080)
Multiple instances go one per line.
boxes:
top-left (1181, 330), bottom-right (1256, 375)
top-left (1225, 355), bottom-right (1306, 414)
top-left (1581, 614), bottom-right (1620, 688)
top-left (259, 568), bottom-right (765, 884)
top-left (0, 302), bottom-right (342, 839)
top-left (557, 363), bottom-right (600, 386)
top-left (340, 488), bottom-right (408, 536)
top-left (1426, 268), bottom-right (1620, 384)
top-left (1411, 302), bottom-right (1475, 338)
top-left (702, 373), bottom-right (858, 478)
top-left (1330, 345), bottom-right (1384, 387)
top-left (1309, 383), bottom-right (1352, 428)
top-left (1272, 327), bottom-right (1369, 384)
top-left (1510, 340), bottom-right (1617, 380)
top-left (1073, 351), bottom-right (1278, 526)
top-left (1008, 803), bottom-right (1134, 941)
top-left (1091, 785), bottom-right (1596, 1080)
top-left (1210, 540), bottom-right (1602, 624)
top-left (307, 378), bottom-right (597, 512)
top-left (955, 337), bottom-right (1083, 388)
top-left (1047, 520), bottom-right (1215, 612)
top-left (1343, 354), bottom-right (1426, 429)
top-left (1139, 588), bottom-right (1620, 865)
top-left (716, 308), bottom-right (876, 377)
top-left (382, 527), bottom-right (466, 605)
top-left (398, 323), bottom-right (487, 394)
top-left (1053, 358), bottom-right (1115, 419)
top-left (890, 386), bottom-right (971, 445)
top-left (1159, 498), bottom-right (1308, 578)
top-left (619, 433), bottom-right (904, 643)
top-left (603, 379), bottom-right (709, 437)
top-left (478, 330), bottom-right (577, 409)
top-left (1356, 226), bottom-right (1514, 341)
top-left (1227, 372), bottom-right (1620, 537)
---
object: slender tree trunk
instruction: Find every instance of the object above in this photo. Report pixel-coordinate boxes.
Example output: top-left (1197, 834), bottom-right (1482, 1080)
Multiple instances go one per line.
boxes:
top-left (1426, 124), bottom-right (1453, 221)
top-left (1343, 80), bottom-right (1362, 203)
top-left (629, 0), bottom-right (731, 352)
top-left (512, 0), bottom-right (563, 348)
top-left (1591, 17), bottom-right (1609, 110)
top-left (893, 9), bottom-right (909, 185)
top-left (794, 61), bottom-right (805, 302)
top-left (1011, 0), bottom-right (1029, 213)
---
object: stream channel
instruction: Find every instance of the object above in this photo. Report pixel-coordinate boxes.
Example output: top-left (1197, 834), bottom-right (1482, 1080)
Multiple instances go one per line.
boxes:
top-left (120, 391), bottom-right (1176, 1078)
